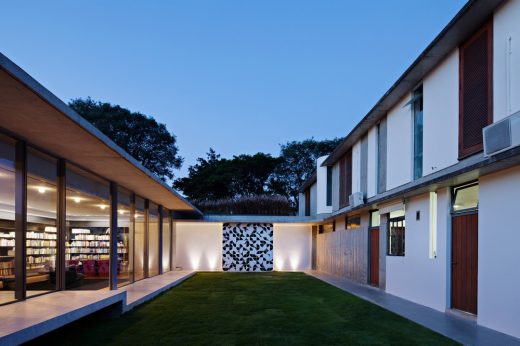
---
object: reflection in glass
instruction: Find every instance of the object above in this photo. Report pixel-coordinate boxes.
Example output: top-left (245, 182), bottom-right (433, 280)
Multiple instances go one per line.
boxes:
top-left (453, 183), bottom-right (479, 213)
top-left (0, 136), bottom-right (16, 304)
top-left (26, 149), bottom-right (57, 297)
top-left (148, 203), bottom-right (159, 277)
top-left (134, 197), bottom-right (145, 281)
top-left (117, 188), bottom-right (132, 287)
top-left (65, 164), bottom-right (110, 290)
top-left (162, 209), bottom-right (171, 273)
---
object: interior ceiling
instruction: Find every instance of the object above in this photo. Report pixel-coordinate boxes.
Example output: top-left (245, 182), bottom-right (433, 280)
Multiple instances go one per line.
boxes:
top-left (0, 68), bottom-right (198, 213)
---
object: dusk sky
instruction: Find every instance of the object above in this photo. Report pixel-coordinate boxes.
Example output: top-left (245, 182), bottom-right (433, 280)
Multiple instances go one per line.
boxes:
top-left (1, 0), bottom-right (467, 177)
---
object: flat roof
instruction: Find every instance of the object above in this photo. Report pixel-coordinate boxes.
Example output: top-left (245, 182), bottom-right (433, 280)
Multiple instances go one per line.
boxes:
top-left (0, 53), bottom-right (201, 215)
top-left (322, 0), bottom-right (504, 167)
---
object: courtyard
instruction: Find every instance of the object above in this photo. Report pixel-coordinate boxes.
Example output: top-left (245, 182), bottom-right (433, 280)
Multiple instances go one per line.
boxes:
top-left (29, 272), bottom-right (456, 345)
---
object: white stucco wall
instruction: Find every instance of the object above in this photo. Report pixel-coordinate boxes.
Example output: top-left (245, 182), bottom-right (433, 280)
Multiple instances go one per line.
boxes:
top-left (273, 224), bottom-right (312, 271)
top-left (298, 192), bottom-right (305, 216)
top-left (351, 141), bottom-right (361, 194)
top-left (316, 155), bottom-right (332, 214)
top-left (494, 0), bottom-right (520, 121)
top-left (385, 190), bottom-right (449, 312)
top-left (478, 166), bottom-right (520, 338)
top-left (367, 126), bottom-right (377, 198)
top-left (174, 222), bottom-right (223, 271)
top-left (386, 95), bottom-right (413, 190)
top-left (423, 50), bottom-right (459, 176)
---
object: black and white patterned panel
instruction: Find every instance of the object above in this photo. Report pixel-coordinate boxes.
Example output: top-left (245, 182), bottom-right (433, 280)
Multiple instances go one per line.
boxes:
top-left (222, 223), bottom-right (273, 272)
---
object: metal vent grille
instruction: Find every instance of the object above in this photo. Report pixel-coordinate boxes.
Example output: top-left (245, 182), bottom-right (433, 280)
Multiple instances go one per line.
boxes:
top-left (484, 119), bottom-right (511, 155)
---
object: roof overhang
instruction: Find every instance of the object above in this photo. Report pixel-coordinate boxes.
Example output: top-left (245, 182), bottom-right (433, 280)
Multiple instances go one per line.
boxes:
top-left (0, 53), bottom-right (201, 216)
top-left (322, 0), bottom-right (505, 166)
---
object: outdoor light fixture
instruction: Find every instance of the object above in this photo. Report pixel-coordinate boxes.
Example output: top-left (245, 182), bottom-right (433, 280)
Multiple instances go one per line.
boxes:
top-left (73, 197), bottom-right (81, 203)
top-left (37, 186), bottom-right (47, 194)
top-left (99, 204), bottom-right (108, 210)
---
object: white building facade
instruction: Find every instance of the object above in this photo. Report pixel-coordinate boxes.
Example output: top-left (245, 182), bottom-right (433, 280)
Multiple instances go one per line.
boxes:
top-left (299, 0), bottom-right (520, 339)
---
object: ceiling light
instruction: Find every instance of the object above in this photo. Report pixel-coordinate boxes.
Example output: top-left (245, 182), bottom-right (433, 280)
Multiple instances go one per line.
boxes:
top-left (99, 204), bottom-right (108, 210)
top-left (119, 210), bottom-right (126, 215)
top-left (73, 197), bottom-right (81, 203)
top-left (37, 186), bottom-right (47, 194)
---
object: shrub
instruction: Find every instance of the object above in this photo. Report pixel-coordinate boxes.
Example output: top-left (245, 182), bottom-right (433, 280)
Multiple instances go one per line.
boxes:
top-left (195, 195), bottom-right (293, 215)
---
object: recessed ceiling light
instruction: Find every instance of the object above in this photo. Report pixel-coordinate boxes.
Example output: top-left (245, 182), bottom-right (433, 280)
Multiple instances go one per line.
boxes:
top-left (99, 204), bottom-right (108, 210)
top-left (73, 197), bottom-right (81, 203)
top-left (37, 186), bottom-right (47, 194)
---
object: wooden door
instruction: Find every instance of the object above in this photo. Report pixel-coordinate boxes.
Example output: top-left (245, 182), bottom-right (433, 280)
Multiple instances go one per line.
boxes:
top-left (451, 213), bottom-right (478, 314)
top-left (369, 228), bottom-right (380, 287)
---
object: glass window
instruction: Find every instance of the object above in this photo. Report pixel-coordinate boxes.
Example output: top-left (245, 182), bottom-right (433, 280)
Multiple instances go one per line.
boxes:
top-left (0, 135), bottom-right (16, 304)
top-left (370, 211), bottom-right (380, 228)
top-left (148, 202), bottom-right (159, 277)
top-left (345, 215), bottom-right (361, 230)
top-left (326, 166), bottom-right (332, 206)
top-left (452, 183), bottom-right (478, 213)
top-left (162, 209), bottom-right (171, 273)
top-left (117, 187), bottom-right (132, 287)
top-left (26, 148), bottom-right (57, 297)
top-left (134, 197), bottom-right (145, 281)
top-left (413, 86), bottom-right (423, 180)
top-left (388, 215), bottom-right (405, 256)
top-left (65, 164), bottom-right (110, 290)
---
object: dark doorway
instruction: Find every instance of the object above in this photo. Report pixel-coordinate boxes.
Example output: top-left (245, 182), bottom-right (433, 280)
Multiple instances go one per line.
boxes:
top-left (451, 213), bottom-right (478, 314)
top-left (369, 227), bottom-right (380, 287)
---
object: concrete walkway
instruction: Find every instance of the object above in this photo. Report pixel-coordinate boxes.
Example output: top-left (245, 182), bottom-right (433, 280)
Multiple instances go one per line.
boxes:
top-left (0, 271), bottom-right (194, 345)
top-left (306, 270), bottom-right (520, 346)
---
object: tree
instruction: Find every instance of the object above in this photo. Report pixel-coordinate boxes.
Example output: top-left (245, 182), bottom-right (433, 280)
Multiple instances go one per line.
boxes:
top-left (69, 97), bottom-right (182, 181)
top-left (268, 137), bottom-right (343, 207)
top-left (173, 149), bottom-right (281, 201)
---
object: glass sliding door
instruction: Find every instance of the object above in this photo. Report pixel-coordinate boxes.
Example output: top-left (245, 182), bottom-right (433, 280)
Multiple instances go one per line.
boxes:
top-left (162, 209), bottom-right (171, 273)
top-left (26, 148), bottom-right (57, 297)
top-left (0, 135), bottom-right (16, 304)
top-left (134, 196), bottom-right (145, 281)
top-left (117, 187), bottom-right (132, 287)
top-left (148, 202), bottom-right (159, 277)
top-left (65, 164), bottom-right (110, 290)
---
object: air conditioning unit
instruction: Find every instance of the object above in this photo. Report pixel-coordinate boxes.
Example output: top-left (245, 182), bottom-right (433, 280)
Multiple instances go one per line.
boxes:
top-left (483, 110), bottom-right (520, 157)
top-left (349, 192), bottom-right (365, 207)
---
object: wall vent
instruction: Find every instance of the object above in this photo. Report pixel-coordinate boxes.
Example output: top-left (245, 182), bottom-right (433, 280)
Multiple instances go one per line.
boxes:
top-left (348, 192), bottom-right (365, 208)
top-left (483, 110), bottom-right (520, 157)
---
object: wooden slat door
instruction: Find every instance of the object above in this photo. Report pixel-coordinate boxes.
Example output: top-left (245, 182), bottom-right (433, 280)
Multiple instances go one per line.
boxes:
top-left (451, 213), bottom-right (478, 314)
top-left (369, 228), bottom-right (379, 287)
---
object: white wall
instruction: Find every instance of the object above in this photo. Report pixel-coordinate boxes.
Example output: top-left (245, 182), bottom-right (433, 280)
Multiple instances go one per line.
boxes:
top-left (478, 166), bottom-right (520, 338)
top-left (351, 141), bottom-right (361, 194)
top-left (385, 190), bottom-right (449, 312)
top-left (386, 95), bottom-right (413, 190)
top-left (316, 155), bottom-right (332, 214)
top-left (174, 222), bottom-right (223, 271)
top-left (423, 50), bottom-right (459, 176)
top-left (367, 126), bottom-right (377, 198)
top-left (273, 224), bottom-right (312, 271)
top-left (494, 0), bottom-right (520, 121)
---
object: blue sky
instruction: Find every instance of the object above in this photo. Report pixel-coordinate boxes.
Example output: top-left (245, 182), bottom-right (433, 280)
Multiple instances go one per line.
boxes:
top-left (0, 0), bottom-right (466, 177)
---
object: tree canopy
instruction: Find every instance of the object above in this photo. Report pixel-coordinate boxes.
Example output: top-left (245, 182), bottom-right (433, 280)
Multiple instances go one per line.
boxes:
top-left (268, 138), bottom-right (343, 205)
top-left (69, 97), bottom-right (182, 181)
top-left (173, 149), bottom-right (281, 201)
top-left (174, 138), bottom-right (343, 211)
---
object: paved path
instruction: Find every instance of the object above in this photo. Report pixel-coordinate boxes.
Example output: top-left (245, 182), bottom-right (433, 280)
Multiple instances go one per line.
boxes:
top-left (305, 270), bottom-right (520, 346)
top-left (0, 271), bottom-right (194, 345)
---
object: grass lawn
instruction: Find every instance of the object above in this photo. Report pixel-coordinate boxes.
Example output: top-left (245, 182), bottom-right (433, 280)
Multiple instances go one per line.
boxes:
top-left (31, 272), bottom-right (458, 345)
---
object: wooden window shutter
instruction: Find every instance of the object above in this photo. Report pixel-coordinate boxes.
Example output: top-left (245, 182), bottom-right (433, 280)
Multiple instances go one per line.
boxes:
top-left (459, 20), bottom-right (493, 159)
top-left (304, 188), bottom-right (311, 216)
top-left (339, 149), bottom-right (353, 208)
top-left (339, 156), bottom-right (346, 208)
